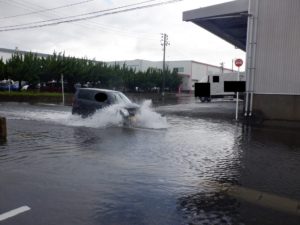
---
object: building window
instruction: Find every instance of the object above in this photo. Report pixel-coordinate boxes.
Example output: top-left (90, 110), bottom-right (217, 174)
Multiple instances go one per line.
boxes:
top-left (174, 67), bottom-right (184, 73)
top-left (213, 76), bottom-right (219, 83)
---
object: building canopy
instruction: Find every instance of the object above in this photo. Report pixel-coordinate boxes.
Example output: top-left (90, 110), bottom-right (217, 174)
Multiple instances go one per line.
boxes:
top-left (183, 0), bottom-right (249, 51)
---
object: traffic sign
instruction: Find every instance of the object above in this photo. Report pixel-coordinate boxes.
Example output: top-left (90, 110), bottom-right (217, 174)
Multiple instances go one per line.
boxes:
top-left (235, 59), bottom-right (243, 67)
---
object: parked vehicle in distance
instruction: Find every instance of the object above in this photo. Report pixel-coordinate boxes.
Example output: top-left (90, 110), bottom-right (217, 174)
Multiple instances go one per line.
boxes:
top-left (0, 83), bottom-right (19, 91)
top-left (195, 72), bottom-right (246, 102)
top-left (72, 88), bottom-right (140, 124)
top-left (40, 82), bottom-right (70, 93)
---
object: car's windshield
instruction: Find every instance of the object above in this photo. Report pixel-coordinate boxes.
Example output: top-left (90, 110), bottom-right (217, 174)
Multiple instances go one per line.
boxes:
top-left (112, 92), bottom-right (132, 104)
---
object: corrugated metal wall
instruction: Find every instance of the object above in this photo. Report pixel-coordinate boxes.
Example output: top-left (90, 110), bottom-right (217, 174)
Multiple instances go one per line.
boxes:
top-left (254, 0), bottom-right (300, 95)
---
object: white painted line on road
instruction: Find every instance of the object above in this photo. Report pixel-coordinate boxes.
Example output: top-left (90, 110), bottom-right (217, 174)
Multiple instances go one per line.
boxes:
top-left (0, 206), bottom-right (31, 221)
top-left (209, 181), bottom-right (300, 216)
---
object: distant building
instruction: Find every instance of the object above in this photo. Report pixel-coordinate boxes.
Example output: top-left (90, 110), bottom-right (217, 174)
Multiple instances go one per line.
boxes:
top-left (184, 0), bottom-right (300, 121)
top-left (0, 47), bottom-right (50, 61)
top-left (0, 48), bottom-right (235, 92)
top-left (107, 60), bottom-right (233, 91)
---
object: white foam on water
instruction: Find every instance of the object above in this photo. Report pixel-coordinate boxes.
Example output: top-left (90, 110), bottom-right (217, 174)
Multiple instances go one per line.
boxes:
top-left (134, 100), bottom-right (168, 129)
top-left (0, 100), bottom-right (168, 129)
top-left (66, 104), bottom-right (124, 128)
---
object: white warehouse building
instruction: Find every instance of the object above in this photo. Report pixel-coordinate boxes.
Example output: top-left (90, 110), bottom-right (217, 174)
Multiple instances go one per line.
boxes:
top-left (1, 48), bottom-right (239, 93)
top-left (0, 47), bottom-right (50, 61)
top-left (108, 59), bottom-right (233, 92)
top-left (0, 48), bottom-right (235, 92)
top-left (184, 0), bottom-right (300, 122)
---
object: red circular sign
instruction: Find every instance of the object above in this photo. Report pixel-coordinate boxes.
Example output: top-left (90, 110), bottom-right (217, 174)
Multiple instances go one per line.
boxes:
top-left (235, 59), bottom-right (243, 67)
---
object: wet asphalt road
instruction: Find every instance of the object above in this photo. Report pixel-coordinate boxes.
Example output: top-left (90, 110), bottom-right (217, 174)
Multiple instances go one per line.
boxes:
top-left (0, 97), bottom-right (299, 225)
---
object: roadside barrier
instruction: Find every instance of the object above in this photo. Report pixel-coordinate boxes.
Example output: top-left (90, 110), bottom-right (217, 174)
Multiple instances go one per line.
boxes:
top-left (0, 117), bottom-right (7, 140)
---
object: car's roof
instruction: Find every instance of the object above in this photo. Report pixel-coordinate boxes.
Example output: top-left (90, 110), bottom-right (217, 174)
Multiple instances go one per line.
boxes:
top-left (78, 88), bottom-right (120, 93)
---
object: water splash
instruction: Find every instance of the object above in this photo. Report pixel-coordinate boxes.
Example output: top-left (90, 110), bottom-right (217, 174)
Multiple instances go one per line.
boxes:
top-left (67, 104), bottom-right (124, 128)
top-left (135, 100), bottom-right (168, 129)
top-left (0, 100), bottom-right (168, 129)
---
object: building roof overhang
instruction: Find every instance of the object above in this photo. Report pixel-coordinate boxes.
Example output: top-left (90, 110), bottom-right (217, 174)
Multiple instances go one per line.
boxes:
top-left (183, 0), bottom-right (249, 51)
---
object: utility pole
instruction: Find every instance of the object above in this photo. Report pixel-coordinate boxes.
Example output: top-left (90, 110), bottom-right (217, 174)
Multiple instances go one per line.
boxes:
top-left (220, 62), bottom-right (224, 74)
top-left (61, 73), bottom-right (65, 105)
top-left (161, 33), bottom-right (170, 97)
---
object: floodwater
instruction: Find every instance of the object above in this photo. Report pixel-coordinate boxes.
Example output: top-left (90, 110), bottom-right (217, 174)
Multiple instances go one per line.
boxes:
top-left (0, 97), bottom-right (299, 225)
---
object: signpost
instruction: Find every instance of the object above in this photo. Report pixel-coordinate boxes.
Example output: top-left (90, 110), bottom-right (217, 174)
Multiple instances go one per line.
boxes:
top-left (61, 74), bottom-right (65, 105)
top-left (235, 59), bottom-right (243, 68)
top-left (235, 59), bottom-right (243, 121)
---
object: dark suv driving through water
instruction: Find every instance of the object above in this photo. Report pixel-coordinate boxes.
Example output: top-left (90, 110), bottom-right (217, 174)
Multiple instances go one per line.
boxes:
top-left (72, 88), bottom-right (140, 123)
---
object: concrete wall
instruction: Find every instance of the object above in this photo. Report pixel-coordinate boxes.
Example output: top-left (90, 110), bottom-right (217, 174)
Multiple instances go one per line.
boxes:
top-left (253, 94), bottom-right (300, 121)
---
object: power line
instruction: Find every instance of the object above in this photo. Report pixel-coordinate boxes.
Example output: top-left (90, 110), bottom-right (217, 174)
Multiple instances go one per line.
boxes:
top-left (0, 0), bottom-right (169, 41)
top-left (0, 0), bottom-right (183, 32)
top-left (2, 0), bottom-right (158, 38)
top-left (3, 0), bottom-right (70, 22)
top-left (0, 0), bottom-right (95, 20)
top-left (3, 0), bottom-right (159, 41)
top-left (0, 0), bottom-right (178, 46)
top-left (2, 0), bottom-right (49, 18)
top-left (5, 0), bottom-right (104, 38)
top-left (0, 0), bottom-right (159, 29)
top-left (6, 0), bottom-right (95, 39)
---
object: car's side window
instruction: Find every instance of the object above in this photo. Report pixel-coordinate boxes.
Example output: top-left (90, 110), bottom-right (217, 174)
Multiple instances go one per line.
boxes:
top-left (109, 94), bottom-right (117, 103)
top-left (94, 92), bottom-right (108, 102)
top-left (78, 90), bottom-right (93, 100)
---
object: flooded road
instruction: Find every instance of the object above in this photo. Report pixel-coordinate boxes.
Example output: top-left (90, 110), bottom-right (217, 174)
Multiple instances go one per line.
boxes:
top-left (0, 98), bottom-right (299, 225)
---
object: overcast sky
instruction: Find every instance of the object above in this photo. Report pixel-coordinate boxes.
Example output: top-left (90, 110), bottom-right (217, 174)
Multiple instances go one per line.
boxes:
top-left (0, 0), bottom-right (245, 70)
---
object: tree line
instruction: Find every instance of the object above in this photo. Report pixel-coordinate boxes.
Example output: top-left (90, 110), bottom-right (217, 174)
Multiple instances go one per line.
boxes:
top-left (0, 52), bottom-right (182, 92)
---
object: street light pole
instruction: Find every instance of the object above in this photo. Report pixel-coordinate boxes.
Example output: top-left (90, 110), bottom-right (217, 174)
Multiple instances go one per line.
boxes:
top-left (8, 78), bottom-right (10, 93)
top-left (61, 74), bottom-right (65, 105)
top-left (236, 66), bottom-right (240, 121)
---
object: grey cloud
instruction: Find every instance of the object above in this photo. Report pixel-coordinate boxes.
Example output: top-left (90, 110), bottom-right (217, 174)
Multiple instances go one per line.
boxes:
top-left (0, 0), bottom-right (245, 68)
